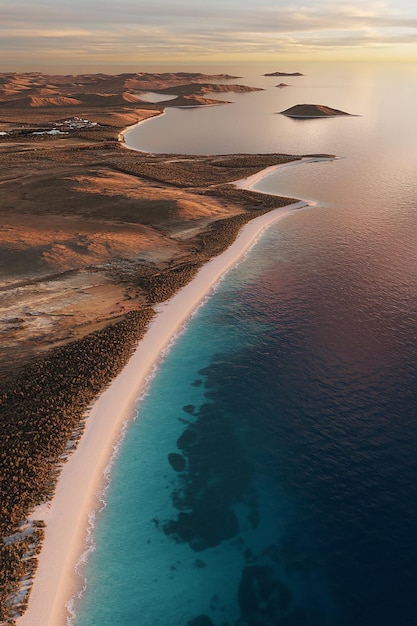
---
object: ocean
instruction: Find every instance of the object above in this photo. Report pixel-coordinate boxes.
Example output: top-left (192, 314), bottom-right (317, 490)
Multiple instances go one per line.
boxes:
top-left (73, 63), bottom-right (417, 625)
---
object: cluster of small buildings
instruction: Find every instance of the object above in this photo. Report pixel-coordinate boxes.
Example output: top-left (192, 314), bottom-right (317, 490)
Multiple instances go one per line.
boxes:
top-left (55, 116), bottom-right (99, 130)
top-left (0, 116), bottom-right (102, 139)
top-left (32, 129), bottom-right (68, 136)
top-left (30, 117), bottom-right (100, 136)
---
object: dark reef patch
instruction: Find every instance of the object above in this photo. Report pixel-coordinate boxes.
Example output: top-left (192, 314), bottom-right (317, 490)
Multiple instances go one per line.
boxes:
top-left (163, 488), bottom-right (240, 551)
top-left (156, 355), bottom-right (329, 624)
top-left (168, 452), bottom-right (186, 472)
top-left (162, 399), bottom-right (254, 551)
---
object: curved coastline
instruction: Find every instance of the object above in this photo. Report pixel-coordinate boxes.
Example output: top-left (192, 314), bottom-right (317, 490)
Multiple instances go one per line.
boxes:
top-left (118, 109), bottom-right (166, 151)
top-left (17, 115), bottom-right (313, 626)
top-left (234, 155), bottom-right (335, 200)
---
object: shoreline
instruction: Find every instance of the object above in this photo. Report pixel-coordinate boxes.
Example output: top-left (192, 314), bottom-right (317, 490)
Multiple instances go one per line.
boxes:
top-left (233, 155), bottom-right (334, 197)
top-left (118, 109), bottom-right (165, 150)
top-left (18, 198), bottom-right (308, 626)
top-left (17, 114), bottom-right (310, 626)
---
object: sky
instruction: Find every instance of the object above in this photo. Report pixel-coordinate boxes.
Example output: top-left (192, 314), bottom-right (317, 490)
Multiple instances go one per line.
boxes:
top-left (2, 0), bottom-right (417, 71)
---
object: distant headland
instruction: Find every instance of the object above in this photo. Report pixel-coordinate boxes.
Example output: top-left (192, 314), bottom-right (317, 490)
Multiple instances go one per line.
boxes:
top-left (0, 72), bottom-right (261, 110)
top-left (264, 71), bottom-right (304, 77)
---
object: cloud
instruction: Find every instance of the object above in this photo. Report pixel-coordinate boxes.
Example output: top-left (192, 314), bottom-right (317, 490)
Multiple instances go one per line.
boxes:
top-left (1, 0), bottom-right (417, 64)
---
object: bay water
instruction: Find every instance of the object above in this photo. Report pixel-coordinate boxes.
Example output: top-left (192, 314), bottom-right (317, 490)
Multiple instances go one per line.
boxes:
top-left (73, 63), bottom-right (417, 625)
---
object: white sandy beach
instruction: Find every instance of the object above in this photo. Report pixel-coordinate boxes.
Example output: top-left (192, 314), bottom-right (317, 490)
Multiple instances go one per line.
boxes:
top-left (118, 110), bottom-right (165, 149)
top-left (15, 127), bottom-right (317, 625)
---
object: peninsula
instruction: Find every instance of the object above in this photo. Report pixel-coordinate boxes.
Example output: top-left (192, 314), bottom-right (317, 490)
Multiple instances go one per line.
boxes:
top-left (0, 71), bottom-right (324, 624)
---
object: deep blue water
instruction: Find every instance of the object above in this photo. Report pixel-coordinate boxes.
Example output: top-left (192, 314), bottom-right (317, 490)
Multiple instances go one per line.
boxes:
top-left (74, 64), bottom-right (417, 625)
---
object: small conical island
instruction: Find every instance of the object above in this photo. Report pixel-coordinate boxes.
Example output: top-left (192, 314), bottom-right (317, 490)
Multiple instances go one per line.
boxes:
top-left (276, 83), bottom-right (289, 88)
top-left (279, 103), bottom-right (354, 118)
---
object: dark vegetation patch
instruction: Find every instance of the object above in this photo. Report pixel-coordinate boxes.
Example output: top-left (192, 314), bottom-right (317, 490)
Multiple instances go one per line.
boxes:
top-left (113, 154), bottom-right (300, 188)
top-left (0, 308), bottom-right (153, 620)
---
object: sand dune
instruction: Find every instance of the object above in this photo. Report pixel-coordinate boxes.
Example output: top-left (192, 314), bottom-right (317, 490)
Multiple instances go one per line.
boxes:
top-left (0, 95), bottom-right (82, 108)
top-left (75, 92), bottom-right (136, 105)
top-left (0, 72), bottom-right (257, 111)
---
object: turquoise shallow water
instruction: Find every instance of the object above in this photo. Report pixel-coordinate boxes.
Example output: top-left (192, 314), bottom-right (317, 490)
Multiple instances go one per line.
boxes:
top-left (74, 64), bottom-right (417, 625)
top-left (75, 227), bottom-right (336, 625)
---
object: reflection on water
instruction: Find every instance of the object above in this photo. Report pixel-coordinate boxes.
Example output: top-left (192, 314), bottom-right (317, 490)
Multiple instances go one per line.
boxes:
top-left (125, 63), bottom-right (417, 221)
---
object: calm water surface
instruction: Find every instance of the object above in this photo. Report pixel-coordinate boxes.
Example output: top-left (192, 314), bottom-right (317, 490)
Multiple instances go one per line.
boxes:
top-left (75, 64), bottom-right (417, 625)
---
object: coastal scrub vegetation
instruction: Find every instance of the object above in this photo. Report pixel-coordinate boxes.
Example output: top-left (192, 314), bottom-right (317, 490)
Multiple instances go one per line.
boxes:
top-left (0, 309), bottom-right (154, 621)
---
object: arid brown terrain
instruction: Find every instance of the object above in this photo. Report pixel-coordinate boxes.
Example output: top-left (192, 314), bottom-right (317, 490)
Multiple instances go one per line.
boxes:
top-left (0, 71), bottom-right (313, 622)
